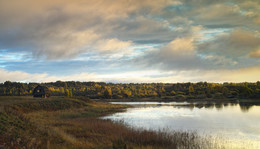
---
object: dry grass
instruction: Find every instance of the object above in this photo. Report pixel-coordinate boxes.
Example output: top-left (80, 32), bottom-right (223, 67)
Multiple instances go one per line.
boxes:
top-left (0, 96), bottom-right (246, 149)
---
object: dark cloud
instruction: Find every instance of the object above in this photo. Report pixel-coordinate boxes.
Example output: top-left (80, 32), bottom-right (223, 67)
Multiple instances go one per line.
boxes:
top-left (198, 29), bottom-right (260, 58)
top-left (132, 37), bottom-right (209, 70)
top-left (162, 0), bottom-right (260, 30)
top-left (131, 27), bottom-right (260, 71)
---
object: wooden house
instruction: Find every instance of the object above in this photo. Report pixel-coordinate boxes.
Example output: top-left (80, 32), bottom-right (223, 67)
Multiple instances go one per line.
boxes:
top-left (33, 85), bottom-right (50, 98)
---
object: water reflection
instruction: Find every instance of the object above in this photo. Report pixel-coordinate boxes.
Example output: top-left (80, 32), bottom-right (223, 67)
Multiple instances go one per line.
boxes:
top-left (103, 101), bottom-right (260, 148)
top-left (239, 102), bottom-right (254, 112)
top-left (113, 101), bottom-right (260, 112)
top-left (223, 103), bottom-right (230, 107)
top-left (106, 101), bottom-right (260, 120)
top-left (204, 103), bottom-right (214, 109)
top-left (172, 102), bottom-right (260, 113)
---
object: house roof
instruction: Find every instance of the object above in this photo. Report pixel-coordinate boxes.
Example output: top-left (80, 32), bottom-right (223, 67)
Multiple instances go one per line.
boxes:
top-left (33, 85), bottom-right (50, 94)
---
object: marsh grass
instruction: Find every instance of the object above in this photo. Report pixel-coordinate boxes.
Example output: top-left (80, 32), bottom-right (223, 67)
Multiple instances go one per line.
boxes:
top-left (0, 96), bottom-right (257, 149)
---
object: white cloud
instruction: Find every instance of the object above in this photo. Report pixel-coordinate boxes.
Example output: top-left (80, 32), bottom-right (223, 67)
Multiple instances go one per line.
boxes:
top-left (1, 65), bottom-right (260, 83)
top-left (0, 69), bottom-right (48, 83)
top-left (0, 68), bottom-right (101, 83)
top-left (198, 28), bottom-right (260, 61)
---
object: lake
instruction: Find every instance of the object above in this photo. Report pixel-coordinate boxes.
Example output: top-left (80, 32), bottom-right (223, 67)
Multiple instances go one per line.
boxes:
top-left (102, 101), bottom-right (260, 148)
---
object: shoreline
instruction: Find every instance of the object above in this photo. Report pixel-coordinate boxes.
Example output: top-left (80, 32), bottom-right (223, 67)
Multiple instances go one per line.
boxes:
top-left (96, 97), bottom-right (260, 104)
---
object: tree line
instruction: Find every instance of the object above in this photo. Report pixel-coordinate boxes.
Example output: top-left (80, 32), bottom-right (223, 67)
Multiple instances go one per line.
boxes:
top-left (0, 81), bottom-right (260, 99)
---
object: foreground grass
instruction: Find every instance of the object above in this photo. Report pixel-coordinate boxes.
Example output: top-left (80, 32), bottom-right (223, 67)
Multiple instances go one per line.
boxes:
top-left (0, 96), bottom-right (240, 149)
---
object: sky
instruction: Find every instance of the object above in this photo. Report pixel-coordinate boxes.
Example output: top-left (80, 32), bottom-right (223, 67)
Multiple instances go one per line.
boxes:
top-left (0, 0), bottom-right (260, 83)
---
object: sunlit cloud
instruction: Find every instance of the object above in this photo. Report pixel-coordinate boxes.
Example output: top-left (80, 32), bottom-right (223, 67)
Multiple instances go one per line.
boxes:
top-left (249, 47), bottom-right (260, 58)
top-left (1, 66), bottom-right (260, 83)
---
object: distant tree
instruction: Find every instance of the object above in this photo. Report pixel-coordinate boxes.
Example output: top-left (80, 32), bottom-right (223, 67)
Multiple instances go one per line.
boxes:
top-left (4, 81), bottom-right (12, 87)
top-left (239, 86), bottom-right (253, 98)
top-left (188, 85), bottom-right (195, 95)
top-left (122, 89), bottom-right (132, 98)
top-left (104, 88), bottom-right (112, 99)
top-left (222, 87), bottom-right (229, 96)
top-left (59, 87), bottom-right (65, 93)
top-left (170, 91), bottom-right (176, 96)
top-left (257, 81), bottom-right (260, 87)
top-left (156, 87), bottom-right (165, 97)
top-left (64, 82), bottom-right (69, 97)
top-left (1, 81), bottom-right (260, 99)
top-left (69, 89), bottom-right (73, 97)
top-left (65, 89), bottom-right (70, 97)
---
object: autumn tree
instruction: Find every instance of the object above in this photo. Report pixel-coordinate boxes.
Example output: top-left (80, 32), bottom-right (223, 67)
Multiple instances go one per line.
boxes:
top-left (222, 87), bottom-right (229, 96)
top-left (188, 85), bottom-right (195, 95)
top-left (104, 87), bottom-right (112, 99)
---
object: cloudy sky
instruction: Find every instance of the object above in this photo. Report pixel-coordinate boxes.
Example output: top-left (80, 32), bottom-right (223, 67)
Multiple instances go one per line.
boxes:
top-left (0, 0), bottom-right (260, 83)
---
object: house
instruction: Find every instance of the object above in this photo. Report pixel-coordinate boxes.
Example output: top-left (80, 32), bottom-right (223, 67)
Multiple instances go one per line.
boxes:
top-left (33, 85), bottom-right (50, 98)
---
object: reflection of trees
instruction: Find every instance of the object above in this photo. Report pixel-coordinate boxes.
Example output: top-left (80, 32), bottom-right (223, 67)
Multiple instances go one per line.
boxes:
top-left (223, 103), bottom-right (229, 107)
top-left (195, 103), bottom-right (204, 109)
top-left (173, 104), bottom-right (195, 111)
top-left (170, 102), bottom-right (259, 112)
top-left (215, 103), bottom-right (224, 110)
top-left (188, 104), bottom-right (195, 111)
top-left (239, 102), bottom-right (254, 112)
top-left (155, 104), bottom-right (162, 107)
top-left (230, 103), bottom-right (238, 106)
top-left (204, 103), bottom-right (214, 109)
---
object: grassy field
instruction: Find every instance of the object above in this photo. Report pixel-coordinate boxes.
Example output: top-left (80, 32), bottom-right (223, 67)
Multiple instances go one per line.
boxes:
top-left (0, 96), bottom-right (230, 149)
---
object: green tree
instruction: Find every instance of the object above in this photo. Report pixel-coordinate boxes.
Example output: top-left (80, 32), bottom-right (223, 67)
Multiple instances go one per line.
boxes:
top-left (188, 85), bottom-right (194, 95)
top-left (69, 89), bottom-right (73, 97)
top-left (64, 82), bottom-right (70, 97)
top-left (65, 89), bottom-right (70, 97)
top-left (222, 87), bottom-right (229, 96)
top-left (170, 91), bottom-right (176, 96)
top-left (239, 86), bottom-right (253, 98)
top-left (122, 89), bottom-right (132, 98)
top-left (104, 88), bottom-right (112, 99)
top-left (257, 81), bottom-right (260, 88)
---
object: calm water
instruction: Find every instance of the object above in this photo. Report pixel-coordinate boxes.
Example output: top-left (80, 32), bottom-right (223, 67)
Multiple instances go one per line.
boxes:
top-left (103, 102), bottom-right (260, 148)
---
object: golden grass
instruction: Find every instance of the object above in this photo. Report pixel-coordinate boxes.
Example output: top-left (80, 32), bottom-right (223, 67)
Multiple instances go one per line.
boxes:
top-left (1, 96), bottom-right (254, 149)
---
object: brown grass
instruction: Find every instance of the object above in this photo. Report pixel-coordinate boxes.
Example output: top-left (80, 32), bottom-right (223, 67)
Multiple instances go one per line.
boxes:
top-left (0, 96), bottom-right (235, 149)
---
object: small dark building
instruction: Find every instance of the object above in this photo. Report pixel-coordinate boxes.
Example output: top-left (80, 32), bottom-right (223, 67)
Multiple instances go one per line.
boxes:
top-left (33, 85), bottom-right (50, 98)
